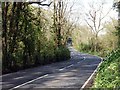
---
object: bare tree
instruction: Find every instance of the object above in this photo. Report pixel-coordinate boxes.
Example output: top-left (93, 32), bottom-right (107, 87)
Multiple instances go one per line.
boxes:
top-left (53, 0), bottom-right (77, 47)
top-left (84, 1), bottom-right (112, 51)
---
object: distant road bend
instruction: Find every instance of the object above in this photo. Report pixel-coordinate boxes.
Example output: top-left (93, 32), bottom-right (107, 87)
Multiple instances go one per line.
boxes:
top-left (1, 47), bottom-right (102, 90)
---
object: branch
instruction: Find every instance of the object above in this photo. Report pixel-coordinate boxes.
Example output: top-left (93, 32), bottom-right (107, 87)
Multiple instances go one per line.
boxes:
top-left (89, 11), bottom-right (94, 19)
top-left (93, 11), bottom-right (97, 32)
top-left (97, 5), bottom-right (103, 30)
top-left (85, 19), bottom-right (93, 30)
top-left (28, 1), bottom-right (52, 7)
top-left (101, 7), bottom-right (112, 20)
top-left (97, 27), bottom-right (104, 34)
top-left (98, 5), bottom-right (112, 30)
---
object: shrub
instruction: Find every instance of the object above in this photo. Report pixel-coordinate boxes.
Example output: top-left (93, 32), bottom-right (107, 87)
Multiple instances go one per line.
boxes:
top-left (55, 46), bottom-right (70, 62)
top-left (93, 48), bottom-right (120, 88)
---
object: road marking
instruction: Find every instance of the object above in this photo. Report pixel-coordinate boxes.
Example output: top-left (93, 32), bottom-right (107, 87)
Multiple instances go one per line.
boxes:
top-left (9, 74), bottom-right (48, 90)
top-left (66, 64), bottom-right (73, 68)
top-left (59, 68), bottom-right (65, 71)
top-left (59, 64), bottom-right (74, 71)
top-left (77, 61), bottom-right (81, 64)
top-left (83, 57), bottom-right (86, 60)
top-left (1, 47), bottom-right (103, 90)
top-left (10, 63), bottom-right (75, 89)
top-left (80, 60), bottom-right (103, 90)
top-left (14, 76), bottom-right (24, 80)
top-left (83, 64), bottom-right (98, 67)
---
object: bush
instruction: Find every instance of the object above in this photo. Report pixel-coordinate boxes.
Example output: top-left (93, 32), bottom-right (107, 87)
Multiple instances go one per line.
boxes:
top-left (34, 42), bottom-right (70, 66)
top-left (55, 46), bottom-right (70, 62)
top-left (93, 48), bottom-right (120, 88)
top-left (79, 43), bottom-right (92, 51)
top-left (41, 41), bottom-right (56, 64)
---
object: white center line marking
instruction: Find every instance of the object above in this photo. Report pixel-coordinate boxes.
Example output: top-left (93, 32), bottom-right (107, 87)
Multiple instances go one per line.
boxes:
top-left (14, 76), bottom-right (24, 80)
top-left (77, 62), bottom-right (81, 64)
top-left (59, 64), bottom-right (74, 71)
top-left (59, 68), bottom-right (64, 71)
top-left (59, 67), bottom-right (67, 71)
top-left (10, 62), bottom-right (77, 89)
top-left (9, 74), bottom-right (48, 90)
top-left (67, 64), bottom-right (73, 68)
top-left (83, 57), bottom-right (86, 60)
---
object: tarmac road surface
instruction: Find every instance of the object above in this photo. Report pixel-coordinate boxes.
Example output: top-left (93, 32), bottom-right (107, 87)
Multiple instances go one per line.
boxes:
top-left (1, 47), bottom-right (102, 90)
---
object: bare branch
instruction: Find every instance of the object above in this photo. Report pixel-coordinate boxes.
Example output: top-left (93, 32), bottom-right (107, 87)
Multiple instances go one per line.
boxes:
top-left (97, 4), bottom-right (103, 30)
top-left (84, 19), bottom-right (93, 31)
top-left (101, 7), bottom-right (112, 20)
top-left (85, 1), bottom-right (112, 38)
top-left (28, 1), bottom-right (52, 7)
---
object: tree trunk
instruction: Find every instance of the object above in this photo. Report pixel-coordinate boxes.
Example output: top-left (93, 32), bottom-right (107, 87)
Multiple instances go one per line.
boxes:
top-left (2, 2), bottom-right (9, 72)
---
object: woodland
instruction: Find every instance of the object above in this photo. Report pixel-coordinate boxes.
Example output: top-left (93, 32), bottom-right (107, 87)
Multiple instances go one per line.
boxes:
top-left (1, 0), bottom-right (120, 88)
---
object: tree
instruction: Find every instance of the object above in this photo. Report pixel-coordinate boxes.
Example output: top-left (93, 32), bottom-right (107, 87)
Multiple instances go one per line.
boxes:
top-left (98, 18), bottom-right (118, 54)
top-left (53, 0), bottom-right (76, 47)
top-left (2, 1), bottom-right (70, 74)
top-left (84, 1), bottom-right (112, 52)
top-left (2, 1), bottom-right (52, 73)
top-left (113, 1), bottom-right (120, 48)
top-left (2, 2), bottom-right (9, 71)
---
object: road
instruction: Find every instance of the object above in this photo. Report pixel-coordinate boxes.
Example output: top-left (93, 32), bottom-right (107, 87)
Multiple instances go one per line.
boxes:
top-left (1, 47), bottom-right (102, 90)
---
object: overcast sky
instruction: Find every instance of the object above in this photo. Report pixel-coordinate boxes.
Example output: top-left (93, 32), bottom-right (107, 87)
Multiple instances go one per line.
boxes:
top-left (66, 0), bottom-right (117, 23)
top-left (31, 0), bottom-right (118, 25)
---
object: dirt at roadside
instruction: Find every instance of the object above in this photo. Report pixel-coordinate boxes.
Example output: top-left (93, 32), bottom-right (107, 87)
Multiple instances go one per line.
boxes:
top-left (83, 72), bottom-right (97, 89)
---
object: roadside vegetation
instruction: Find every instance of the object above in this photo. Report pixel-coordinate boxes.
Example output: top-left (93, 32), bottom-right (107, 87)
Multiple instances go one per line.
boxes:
top-left (1, 1), bottom-right (72, 74)
top-left (72, 19), bottom-right (118, 57)
top-left (72, 1), bottom-right (118, 57)
top-left (1, 0), bottom-right (120, 88)
top-left (71, 0), bottom-right (120, 88)
top-left (91, 1), bottom-right (120, 89)
top-left (74, 1), bottom-right (120, 89)
top-left (93, 49), bottom-right (120, 88)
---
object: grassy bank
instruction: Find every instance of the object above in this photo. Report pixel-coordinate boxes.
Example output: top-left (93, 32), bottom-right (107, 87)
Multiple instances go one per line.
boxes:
top-left (92, 49), bottom-right (120, 89)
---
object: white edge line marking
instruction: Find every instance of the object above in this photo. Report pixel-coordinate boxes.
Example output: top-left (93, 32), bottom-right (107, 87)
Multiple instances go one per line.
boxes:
top-left (80, 59), bottom-right (103, 90)
top-left (9, 74), bottom-right (48, 90)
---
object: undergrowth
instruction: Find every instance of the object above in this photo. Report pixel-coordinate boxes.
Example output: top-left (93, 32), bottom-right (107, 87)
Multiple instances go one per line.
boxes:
top-left (92, 49), bottom-right (120, 89)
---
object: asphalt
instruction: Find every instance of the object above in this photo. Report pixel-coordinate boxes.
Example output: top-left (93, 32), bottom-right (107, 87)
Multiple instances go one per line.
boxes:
top-left (1, 47), bottom-right (102, 90)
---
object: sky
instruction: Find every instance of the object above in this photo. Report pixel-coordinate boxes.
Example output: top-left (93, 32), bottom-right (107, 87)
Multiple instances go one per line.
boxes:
top-left (61, 0), bottom-right (118, 35)
top-left (30, 0), bottom-right (118, 26)
top-left (66, 0), bottom-right (117, 23)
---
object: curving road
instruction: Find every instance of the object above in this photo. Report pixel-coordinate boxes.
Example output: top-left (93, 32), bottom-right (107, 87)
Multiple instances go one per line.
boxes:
top-left (1, 47), bottom-right (102, 90)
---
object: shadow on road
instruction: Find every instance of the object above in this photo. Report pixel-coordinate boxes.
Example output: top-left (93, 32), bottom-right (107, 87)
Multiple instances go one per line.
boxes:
top-left (1, 47), bottom-right (102, 90)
